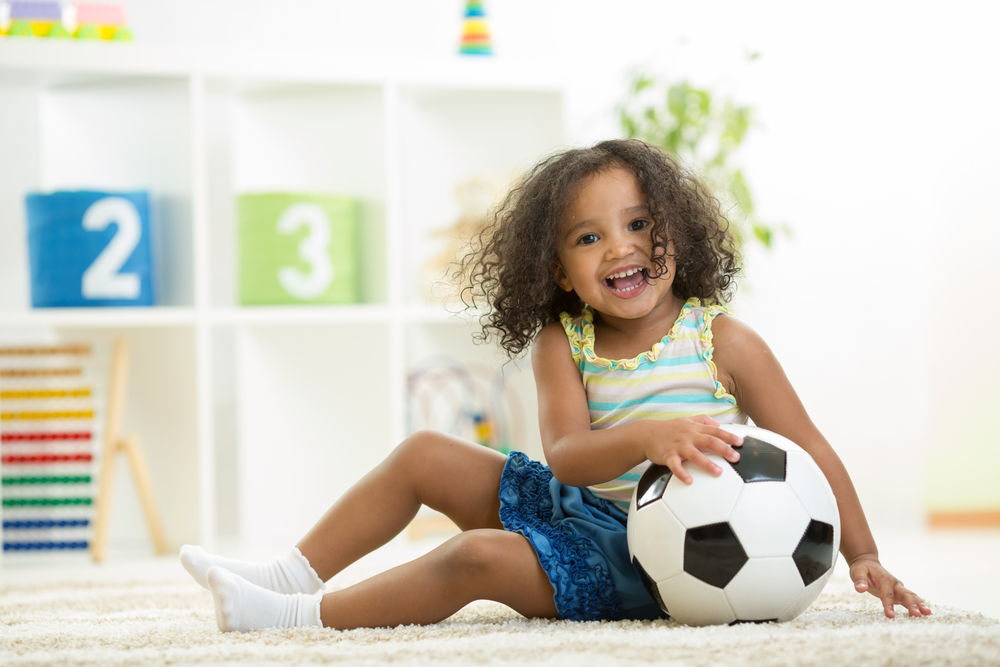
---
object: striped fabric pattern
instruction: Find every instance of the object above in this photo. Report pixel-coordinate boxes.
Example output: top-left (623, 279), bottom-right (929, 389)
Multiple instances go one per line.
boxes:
top-left (559, 298), bottom-right (748, 510)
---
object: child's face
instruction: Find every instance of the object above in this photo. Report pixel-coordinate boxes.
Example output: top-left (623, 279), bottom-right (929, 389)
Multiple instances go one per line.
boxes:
top-left (554, 167), bottom-right (678, 322)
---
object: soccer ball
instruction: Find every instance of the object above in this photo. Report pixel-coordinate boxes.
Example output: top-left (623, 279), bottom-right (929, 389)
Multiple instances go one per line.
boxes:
top-left (627, 423), bottom-right (840, 626)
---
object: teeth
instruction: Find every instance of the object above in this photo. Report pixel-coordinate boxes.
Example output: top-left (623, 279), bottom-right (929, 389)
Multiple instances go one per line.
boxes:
top-left (605, 267), bottom-right (646, 293)
top-left (607, 268), bottom-right (641, 280)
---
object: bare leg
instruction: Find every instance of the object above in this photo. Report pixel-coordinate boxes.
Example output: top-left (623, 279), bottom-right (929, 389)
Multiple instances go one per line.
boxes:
top-left (297, 430), bottom-right (508, 581)
top-left (319, 529), bottom-right (557, 629)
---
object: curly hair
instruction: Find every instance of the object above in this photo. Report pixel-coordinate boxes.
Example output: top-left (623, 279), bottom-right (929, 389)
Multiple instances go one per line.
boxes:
top-left (454, 139), bottom-right (741, 357)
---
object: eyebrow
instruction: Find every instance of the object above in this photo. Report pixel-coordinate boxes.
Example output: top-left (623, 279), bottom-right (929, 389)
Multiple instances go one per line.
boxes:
top-left (562, 205), bottom-right (650, 239)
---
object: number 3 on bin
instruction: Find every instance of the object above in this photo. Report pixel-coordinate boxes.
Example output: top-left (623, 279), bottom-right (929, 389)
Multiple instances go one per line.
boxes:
top-left (277, 202), bottom-right (335, 300)
top-left (81, 197), bottom-right (142, 300)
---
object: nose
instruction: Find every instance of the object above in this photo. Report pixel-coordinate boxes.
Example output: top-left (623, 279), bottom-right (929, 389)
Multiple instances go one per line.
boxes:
top-left (604, 229), bottom-right (637, 260)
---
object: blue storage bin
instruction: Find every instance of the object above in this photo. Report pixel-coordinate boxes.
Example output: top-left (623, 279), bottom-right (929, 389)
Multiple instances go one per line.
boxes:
top-left (25, 191), bottom-right (155, 307)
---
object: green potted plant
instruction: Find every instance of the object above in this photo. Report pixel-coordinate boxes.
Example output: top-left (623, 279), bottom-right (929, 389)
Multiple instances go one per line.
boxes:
top-left (618, 72), bottom-right (787, 251)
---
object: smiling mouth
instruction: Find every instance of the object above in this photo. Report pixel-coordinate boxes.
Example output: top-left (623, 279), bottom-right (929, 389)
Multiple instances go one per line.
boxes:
top-left (604, 268), bottom-right (648, 293)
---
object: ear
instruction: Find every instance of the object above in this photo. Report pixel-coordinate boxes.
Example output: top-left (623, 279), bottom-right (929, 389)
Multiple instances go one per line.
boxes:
top-left (554, 263), bottom-right (574, 292)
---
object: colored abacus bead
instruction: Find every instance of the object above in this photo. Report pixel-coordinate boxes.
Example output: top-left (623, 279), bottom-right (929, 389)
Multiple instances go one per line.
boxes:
top-left (2, 497), bottom-right (92, 507)
top-left (2, 453), bottom-right (93, 464)
top-left (3, 541), bottom-right (89, 551)
top-left (1, 475), bottom-right (92, 485)
top-left (2, 519), bottom-right (89, 529)
top-left (0, 388), bottom-right (91, 399)
top-left (0, 345), bottom-right (90, 356)
top-left (0, 410), bottom-right (94, 421)
top-left (1, 432), bottom-right (93, 441)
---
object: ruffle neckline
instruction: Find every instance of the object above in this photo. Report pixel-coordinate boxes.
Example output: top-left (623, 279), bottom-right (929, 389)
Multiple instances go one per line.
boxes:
top-left (560, 297), bottom-right (701, 371)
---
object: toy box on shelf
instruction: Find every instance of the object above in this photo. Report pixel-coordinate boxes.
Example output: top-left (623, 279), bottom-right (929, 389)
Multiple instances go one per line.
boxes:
top-left (0, 1), bottom-right (131, 40)
top-left (237, 193), bottom-right (361, 306)
top-left (25, 190), bottom-right (155, 308)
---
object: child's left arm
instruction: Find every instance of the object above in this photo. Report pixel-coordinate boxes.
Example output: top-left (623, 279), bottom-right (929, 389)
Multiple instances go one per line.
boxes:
top-left (711, 315), bottom-right (932, 618)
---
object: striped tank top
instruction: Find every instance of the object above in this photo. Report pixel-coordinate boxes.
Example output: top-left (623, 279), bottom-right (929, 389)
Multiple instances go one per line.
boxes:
top-left (559, 297), bottom-right (748, 511)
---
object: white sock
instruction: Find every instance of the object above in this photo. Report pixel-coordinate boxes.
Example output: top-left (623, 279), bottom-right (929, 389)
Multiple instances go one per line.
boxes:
top-left (207, 566), bottom-right (324, 632)
top-left (180, 545), bottom-right (325, 594)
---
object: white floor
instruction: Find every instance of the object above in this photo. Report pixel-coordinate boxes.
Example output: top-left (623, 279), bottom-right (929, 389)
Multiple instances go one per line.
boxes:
top-left (2, 528), bottom-right (998, 621)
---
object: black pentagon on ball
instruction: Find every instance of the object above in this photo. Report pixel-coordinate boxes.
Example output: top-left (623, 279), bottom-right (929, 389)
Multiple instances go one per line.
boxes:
top-left (727, 436), bottom-right (787, 483)
top-left (636, 464), bottom-right (673, 509)
top-left (793, 519), bottom-right (836, 586)
top-left (684, 522), bottom-right (748, 588)
top-left (632, 556), bottom-right (668, 614)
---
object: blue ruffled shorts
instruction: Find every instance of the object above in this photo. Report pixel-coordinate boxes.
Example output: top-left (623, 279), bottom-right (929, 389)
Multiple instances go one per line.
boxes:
top-left (498, 451), bottom-right (668, 622)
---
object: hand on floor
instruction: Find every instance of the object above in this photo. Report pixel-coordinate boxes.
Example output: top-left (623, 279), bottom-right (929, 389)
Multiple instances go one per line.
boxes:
top-left (849, 555), bottom-right (932, 618)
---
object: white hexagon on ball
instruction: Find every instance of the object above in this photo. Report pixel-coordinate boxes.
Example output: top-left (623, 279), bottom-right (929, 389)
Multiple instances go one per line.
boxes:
top-left (728, 482), bottom-right (811, 558)
top-left (661, 454), bottom-right (743, 529)
top-left (785, 451), bottom-right (841, 529)
top-left (627, 499), bottom-right (686, 583)
top-left (657, 572), bottom-right (736, 626)
top-left (724, 557), bottom-right (805, 621)
top-left (779, 565), bottom-right (836, 622)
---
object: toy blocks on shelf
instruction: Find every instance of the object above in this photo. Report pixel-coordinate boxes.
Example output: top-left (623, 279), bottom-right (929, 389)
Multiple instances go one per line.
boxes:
top-left (0, 1), bottom-right (132, 40)
top-left (459, 1), bottom-right (492, 56)
top-left (64, 2), bottom-right (131, 41)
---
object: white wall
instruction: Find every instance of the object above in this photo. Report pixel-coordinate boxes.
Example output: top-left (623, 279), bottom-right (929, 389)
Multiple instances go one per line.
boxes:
top-left (121, 0), bottom-right (1000, 529)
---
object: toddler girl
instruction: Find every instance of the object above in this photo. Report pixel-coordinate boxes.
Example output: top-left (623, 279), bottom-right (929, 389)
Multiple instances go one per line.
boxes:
top-left (181, 139), bottom-right (931, 630)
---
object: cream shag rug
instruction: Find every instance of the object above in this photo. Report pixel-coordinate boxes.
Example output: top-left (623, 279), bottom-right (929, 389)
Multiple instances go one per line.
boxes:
top-left (1, 571), bottom-right (998, 667)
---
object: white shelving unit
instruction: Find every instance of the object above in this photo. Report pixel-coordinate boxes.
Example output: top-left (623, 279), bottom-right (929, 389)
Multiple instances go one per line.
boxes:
top-left (0, 40), bottom-right (564, 554)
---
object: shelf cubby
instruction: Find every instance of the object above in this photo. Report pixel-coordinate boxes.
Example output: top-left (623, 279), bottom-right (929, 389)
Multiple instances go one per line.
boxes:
top-left (0, 41), bottom-right (564, 557)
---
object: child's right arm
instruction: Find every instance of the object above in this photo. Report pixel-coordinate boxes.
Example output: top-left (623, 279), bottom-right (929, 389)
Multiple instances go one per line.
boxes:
top-left (531, 323), bottom-right (743, 487)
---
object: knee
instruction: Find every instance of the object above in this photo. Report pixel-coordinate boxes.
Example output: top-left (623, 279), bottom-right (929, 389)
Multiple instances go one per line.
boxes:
top-left (390, 430), bottom-right (438, 468)
top-left (438, 530), bottom-right (511, 580)
top-left (389, 429), bottom-right (461, 473)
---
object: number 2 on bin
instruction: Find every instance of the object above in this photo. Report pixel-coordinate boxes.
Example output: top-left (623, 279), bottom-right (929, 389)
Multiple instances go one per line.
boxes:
top-left (277, 202), bottom-right (335, 299)
top-left (81, 197), bottom-right (142, 300)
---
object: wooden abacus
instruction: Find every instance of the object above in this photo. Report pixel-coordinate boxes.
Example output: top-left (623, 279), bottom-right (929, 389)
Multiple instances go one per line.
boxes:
top-left (0, 339), bottom-right (166, 560)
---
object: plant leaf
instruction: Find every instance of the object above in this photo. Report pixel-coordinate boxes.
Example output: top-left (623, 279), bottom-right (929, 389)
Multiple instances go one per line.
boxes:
top-left (617, 73), bottom-right (786, 255)
top-left (753, 224), bottom-right (772, 248)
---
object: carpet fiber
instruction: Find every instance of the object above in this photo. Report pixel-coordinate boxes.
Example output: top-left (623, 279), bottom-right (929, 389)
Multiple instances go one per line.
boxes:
top-left (1, 571), bottom-right (998, 667)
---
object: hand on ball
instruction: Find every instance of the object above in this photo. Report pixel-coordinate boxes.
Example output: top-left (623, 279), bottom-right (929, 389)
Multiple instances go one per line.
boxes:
top-left (640, 415), bottom-right (744, 485)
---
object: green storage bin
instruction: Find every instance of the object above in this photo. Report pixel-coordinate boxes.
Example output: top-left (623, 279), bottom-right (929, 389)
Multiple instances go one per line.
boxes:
top-left (238, 194), bottom-right (360, 305)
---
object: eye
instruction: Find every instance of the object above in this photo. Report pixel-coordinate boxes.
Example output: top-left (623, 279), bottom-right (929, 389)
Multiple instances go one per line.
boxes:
top-left (629, 218), bottom-right (650, 232)
top-left (578, 233), bottom-right (599, 245)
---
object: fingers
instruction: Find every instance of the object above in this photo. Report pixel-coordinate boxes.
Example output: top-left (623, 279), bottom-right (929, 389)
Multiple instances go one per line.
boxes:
top-left (852, 562), bottom-right (870, 595)
top-left (856, 566), bottom-right (898, 618)
top-left (896, 582), bottom-right (932, 617)
top-left (688, 418), bottom-right (743, 461)
top-left (718, 426), bottom-right (745, 448)
top-left (665, 455), bottom-right (694, 485)
top-left (667, 443), bottom-right (729, 484)
top-left (689, 414), bottom-right (720, 427)
top-left (665, 447), bottom-right (722, 484)
top-left (689, 416), bottom-right (744, 448)
top-left (699, 432), bottom-right (742, 463)
top-left (878, 576), bottom-right (897, 618)
top-left (853, 563), bottom-right (932, 618)
top-left (653, 417), bottom-right (744, 484)
top-left (880, 579), bottom-right (931, 618)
